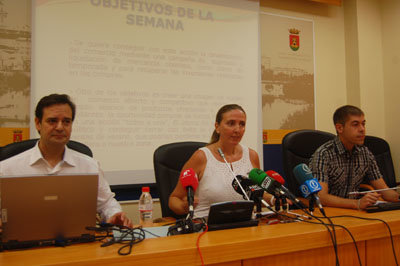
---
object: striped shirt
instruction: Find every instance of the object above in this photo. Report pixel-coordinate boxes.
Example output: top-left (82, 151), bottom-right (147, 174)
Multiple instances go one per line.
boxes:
top-left (309, 136), bottom-right (381, 199)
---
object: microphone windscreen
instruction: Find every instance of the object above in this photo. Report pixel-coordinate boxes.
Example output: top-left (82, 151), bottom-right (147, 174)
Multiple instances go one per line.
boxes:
top-left (293, 163), bottom-right (313, 184)
top-left (180, 168), bottom-right (199, 191)
top-left (232, 180), bottom-right (243, 195)
top-left (232, 176), bottom-right (263, 200)
top-left (266, 170), bottom-right (285, 185)
top-left (248, 168), bottom-right (267, 185)
top-left (293, 164), bottom-right (322, 198)
top-left (232, 178), bottom-right (246, 196)
top-left (241, 177), bottom-right (257, 187)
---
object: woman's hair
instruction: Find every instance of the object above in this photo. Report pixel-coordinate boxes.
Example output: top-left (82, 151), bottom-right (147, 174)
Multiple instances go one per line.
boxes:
top-left (209, 104), bottom-right (246, 144)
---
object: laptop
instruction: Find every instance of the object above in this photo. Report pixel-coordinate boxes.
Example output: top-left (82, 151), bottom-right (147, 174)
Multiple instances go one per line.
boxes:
top-left (207, 200), bottom-right (259, 231)
top-left (365, 201), bottom-right (400, 213)
top-left (0, 174), bottom-right (98, 250)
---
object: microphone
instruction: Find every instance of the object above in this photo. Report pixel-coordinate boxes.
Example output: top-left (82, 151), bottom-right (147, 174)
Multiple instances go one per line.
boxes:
top-left (217, 148), bottom-right (250, 201)
top-left (232, 175), bottom-right (265, 202)
top-left (293, 163), bottom-right (326, 216)
top-left (266, 170), bottom-right (308, 210)
top-left (179, 168), bottom-right (199, 219)
top-left (267, 171), bottom-right (286, 211)
top-left (266, 170), bottom-right (298, 201)
top-left (266, 170), bottom-right (285, 185)
top-left (232, 175), bottom-right (272, 211)
top-left (249, 168), bottom-right (307, 210)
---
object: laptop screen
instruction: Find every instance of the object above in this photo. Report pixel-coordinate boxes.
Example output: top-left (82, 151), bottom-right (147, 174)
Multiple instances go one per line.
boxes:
top-left (0, 174), bottom-right (98, 248)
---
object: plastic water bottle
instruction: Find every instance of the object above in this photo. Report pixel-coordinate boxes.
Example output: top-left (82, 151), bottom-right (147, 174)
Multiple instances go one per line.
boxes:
top-left (139, 186), bottom-right (153, 226)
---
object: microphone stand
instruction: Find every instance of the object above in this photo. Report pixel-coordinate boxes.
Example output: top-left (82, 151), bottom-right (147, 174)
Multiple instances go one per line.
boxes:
top-left (256, 199), bottom-right (262, 214)
top-left (274, 194), bottom-right (281, 212)
top-left (169, 214), bottom-right (204, 235)
top-left (253, 197), bottom-right (263, 218)
top-left (217, 148), bottom-right (250, 201)
top-left (276, 195), bottom-right (312, 221)
top-left (308, 196), bottom-right (315, 215)
top-left (255, 197), bottom-right (277, 219)
top-left (281, 197), bottom-right (288, 211)
top-left (283, 210), bottom-right (311, 221)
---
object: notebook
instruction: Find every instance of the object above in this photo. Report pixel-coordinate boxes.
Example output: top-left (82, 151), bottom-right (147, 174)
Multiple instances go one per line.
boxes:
top-left (0, 174), bottom-right (98, 249)
top-left (207, 200), bottom-right (259, 231)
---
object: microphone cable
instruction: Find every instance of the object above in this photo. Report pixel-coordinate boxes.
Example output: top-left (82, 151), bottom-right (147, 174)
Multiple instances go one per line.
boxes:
top-left (167, 217), bottom-right (205, 236)
top-left (302, 216), bottom-right (360, 266)
top-left (325, 215), bottom-right (340, 266)
top-left (253, 195), bottom-right (340, 266)
top-left (194, 218), bottom-right (208, 266)
top-left (282, 204), bottom-right (344, 266)
top-left (86, 223), bottom-right (146, 255)
top-left (255, 183), bottom-right (362, 266)
top-left (323, 214), bottom-right (398, 266)
top-left (261, 182), bottom-right (341, 265)
top-left (275, 209), bottom-right (360, 266)
top-left (305, 201), bottom-right (339, 266)
top-left (302, 208), bottom-right (360, 266)
top-left (168, 217), bottom-right (207, 266)
top-left (235, 172), bottom-right (341, 265)
top-left (282, 209), bottom-right (342, 266)
top-left (249, 171), bottom-right (342, 265)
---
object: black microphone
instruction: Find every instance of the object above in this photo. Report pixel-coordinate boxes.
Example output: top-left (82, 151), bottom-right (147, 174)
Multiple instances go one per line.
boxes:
top-left (232, 175), bottom-right (264, 202)
top-left (293, 164), bottom-right (326, 216)
top-left (231, 175), bottom-right (272, 211)
top-left (249, 168), bottom-right (307, 210)
top-left (217, 148), bottom-right (250, 201)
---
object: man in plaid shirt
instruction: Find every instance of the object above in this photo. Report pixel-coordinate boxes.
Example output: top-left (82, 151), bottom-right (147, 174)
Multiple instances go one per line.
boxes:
top-left (309, 105), bottom-right (399, 210)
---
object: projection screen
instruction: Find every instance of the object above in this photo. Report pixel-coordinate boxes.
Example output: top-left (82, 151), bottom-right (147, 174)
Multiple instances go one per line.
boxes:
top-left (31, 0), bottom-right (261, 185)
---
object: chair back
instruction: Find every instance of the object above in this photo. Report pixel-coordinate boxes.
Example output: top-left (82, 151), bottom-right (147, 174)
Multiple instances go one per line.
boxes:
top-left (153, 141), bottom-right (207, 218)
top-left (0, 139), bottom-right (93, 161)
top-left (281, 129), bottom-right (336, 196)
top-left (364, 135), bottom-right (397, 188)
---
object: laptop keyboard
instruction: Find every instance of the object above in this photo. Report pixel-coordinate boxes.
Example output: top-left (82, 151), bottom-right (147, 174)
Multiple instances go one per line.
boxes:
top-left (365, 202), bottom-right (400, 213)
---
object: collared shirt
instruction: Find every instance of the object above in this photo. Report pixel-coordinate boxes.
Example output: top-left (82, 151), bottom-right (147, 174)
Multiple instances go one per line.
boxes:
top-left (0, 142), bottom-right (122, 220)
top-left (309, 136), bottom-right (381, 199)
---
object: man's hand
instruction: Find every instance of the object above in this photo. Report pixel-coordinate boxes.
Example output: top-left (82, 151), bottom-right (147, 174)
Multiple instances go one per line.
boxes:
top-left (358, 192), bottom-right (380, 210)
top-left (107, 212), bottom-right (133, 228)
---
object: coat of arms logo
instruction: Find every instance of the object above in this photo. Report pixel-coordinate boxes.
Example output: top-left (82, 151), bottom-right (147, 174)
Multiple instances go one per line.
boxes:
top-left (289, 28), bottom-right (300, 51)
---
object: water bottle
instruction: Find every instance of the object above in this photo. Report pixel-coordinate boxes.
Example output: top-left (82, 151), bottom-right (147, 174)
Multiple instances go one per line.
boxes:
top-left (139, 186), bottom-right (153, 226)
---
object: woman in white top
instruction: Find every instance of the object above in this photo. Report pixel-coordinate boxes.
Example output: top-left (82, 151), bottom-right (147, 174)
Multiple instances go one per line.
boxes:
top-left (169, 104), bottom-right (273, 217)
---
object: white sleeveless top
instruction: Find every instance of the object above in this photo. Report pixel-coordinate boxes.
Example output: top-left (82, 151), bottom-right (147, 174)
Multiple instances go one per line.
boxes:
top-left (194, 144), bottom-right (254, 218)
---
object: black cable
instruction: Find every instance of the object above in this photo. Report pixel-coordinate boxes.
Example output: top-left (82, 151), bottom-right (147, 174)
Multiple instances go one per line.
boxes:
top-left (277, 210), bottom-right (361, 266)
top-left (114, 228), bottom-right (146, 256)
top-left (308, 201), bottom-right (339, 266)
top-left (260, 200), bottom-right (341, 266)
top-left (167, 217), bottom-right (206, 236)
top-left (325, 215), bottom-right (340, 266)
top-left (304, 199), bottom-right (339, 266)
top-left (299, 207), bottom-right (363, 266)
top-left (141, 228), bottom-right (162, 238)
top-left (326, 220), bottom-right (362, 266)
top-left (293, 203), bottom-right (360, 266)
top-left (288, 200), bottom-right (341, 266)
top-left (87, 223), bottom-right (147, 256)
top-left (327, 214), bottom-right (399, 266)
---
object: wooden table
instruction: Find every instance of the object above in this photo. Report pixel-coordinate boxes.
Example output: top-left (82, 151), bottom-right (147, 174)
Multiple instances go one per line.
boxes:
top-left (1, 207), bottom-right (399, 266)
